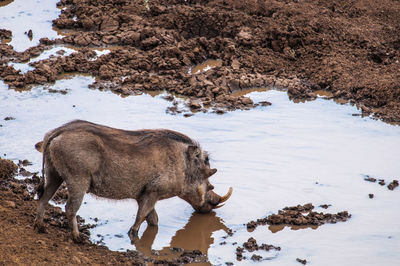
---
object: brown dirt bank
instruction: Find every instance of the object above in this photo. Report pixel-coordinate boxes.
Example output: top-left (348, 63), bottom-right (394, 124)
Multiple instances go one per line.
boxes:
top-left (0, 158), bottom-right (146, 265)
top-left (1, 0), bottom-right (400, 122)
top-left (0, 158), bottom-right (210, 265)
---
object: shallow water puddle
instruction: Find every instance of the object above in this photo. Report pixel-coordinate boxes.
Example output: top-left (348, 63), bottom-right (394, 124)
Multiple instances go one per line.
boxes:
top-left (189, 59), bottom-right (223, 74)
top-left (0, 0), bottom-right (61, 52)
top-left (1, 75), bottom-right (400, 265)
top-left (8, 46), bottom-right (76, 74)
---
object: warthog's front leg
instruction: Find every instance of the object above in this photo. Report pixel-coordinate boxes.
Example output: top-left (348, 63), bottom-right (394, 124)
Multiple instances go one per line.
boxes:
top-left (129, 193), bottom-right (158, 241)
top-left (146, 209), bottom-right (158, 226)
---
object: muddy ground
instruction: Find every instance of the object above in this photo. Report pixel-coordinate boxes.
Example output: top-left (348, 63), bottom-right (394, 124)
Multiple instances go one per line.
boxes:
top-left (1, 0), bottom-right (400, 122)
top-left (0, 158), bottom-right (212, 265)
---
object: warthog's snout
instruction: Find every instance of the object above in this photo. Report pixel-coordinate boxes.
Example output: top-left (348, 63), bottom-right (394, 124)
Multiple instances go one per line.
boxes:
top-left (199, 188), bottom-right (233, 213)
top-left (194, 186), bottom-right (233, 213)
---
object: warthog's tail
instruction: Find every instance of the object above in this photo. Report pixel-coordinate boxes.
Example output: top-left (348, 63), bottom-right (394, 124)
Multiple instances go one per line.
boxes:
top-left (36, 121), bottom-right (77, 199)
top-left (37, 178), bottom-right (45, 199)
top-left (36, 147), bottom-right (46, 199)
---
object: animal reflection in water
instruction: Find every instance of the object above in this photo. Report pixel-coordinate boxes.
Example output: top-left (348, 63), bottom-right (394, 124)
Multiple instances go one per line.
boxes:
top-left (134, 211), bottom-right (228, 259)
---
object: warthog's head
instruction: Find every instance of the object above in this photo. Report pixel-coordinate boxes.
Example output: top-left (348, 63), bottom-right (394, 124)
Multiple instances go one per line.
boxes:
top-left (179, 145), bottom-right (232, 213)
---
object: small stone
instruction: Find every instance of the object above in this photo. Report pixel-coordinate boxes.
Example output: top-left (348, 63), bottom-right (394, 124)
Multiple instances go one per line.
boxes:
top-left (36, 240), bottom-right (45, 246)
top-left (251, 254), bottom-right (262, 261)
top-left (72, 256), bottom-right (81, 264)
top-left (368, 194), bottom-right (374, 199)
top-left (259, 101), bottom-right (272, 106)
top-left (231, 59), bottom-right (240, 70)
top-left (319, 204), bottom-right (331, 209)
top-left (296, 258), bottom-right (307, 264)
top-left (4, 201), bottom-right (16, 208)
top-left (387, 180), bottom-right (399, 191)
top-left (364, 176), bottom-right (377, 182)
top-left (189, 100), bottom-right (201, 109)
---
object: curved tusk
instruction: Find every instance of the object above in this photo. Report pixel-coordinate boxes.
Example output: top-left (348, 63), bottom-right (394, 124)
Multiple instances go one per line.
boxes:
top-left (219, 187), bottom-right (233, 204)
top-left (213, 203), bottom-right (225, 209)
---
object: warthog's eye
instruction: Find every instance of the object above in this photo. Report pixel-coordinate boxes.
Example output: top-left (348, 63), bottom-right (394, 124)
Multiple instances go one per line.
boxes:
top-left (205, 156), bottom-right (209, 165)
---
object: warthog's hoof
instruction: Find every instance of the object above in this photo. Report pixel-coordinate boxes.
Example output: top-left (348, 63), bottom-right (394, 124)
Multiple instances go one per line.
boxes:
top-left (128, 228), bottom-right (139, 243)
top-left (34, 223), bottom-right (47, 234)
top-left (72, 233), bottom-right (89, 244)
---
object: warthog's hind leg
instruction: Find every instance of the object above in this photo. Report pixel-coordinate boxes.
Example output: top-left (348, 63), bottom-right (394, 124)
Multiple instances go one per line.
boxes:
top-left (34, 167), bottom-right (63, 233)
top-left (129, 193), bottom-right (158, 242)
top-left (65, 181), bottom-right (88, 243)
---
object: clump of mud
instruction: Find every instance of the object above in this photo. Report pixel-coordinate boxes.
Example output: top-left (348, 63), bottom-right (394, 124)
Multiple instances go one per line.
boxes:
top-left (150, 249), bottom-right (206, 265)
top-left (296, 258), bottom-right (307, 264)
top-left (0, 157), bottom-right (17, 180)
top-left (236, 237), bottom-right (280, 261)
top-left (246, 203), bottom-right (351, 230)
top-left (363, 175), bottom-right (399, 191)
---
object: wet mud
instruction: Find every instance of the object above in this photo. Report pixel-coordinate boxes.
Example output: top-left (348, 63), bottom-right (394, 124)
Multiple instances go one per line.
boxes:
top-left (246, 203), bottom-right (351, 231)
top-left (236, 237), bottom-right (281, 262)
top-left (363, 175), bottom-right (399, 191)
top-left (1, 0), bottom-right (400, 122)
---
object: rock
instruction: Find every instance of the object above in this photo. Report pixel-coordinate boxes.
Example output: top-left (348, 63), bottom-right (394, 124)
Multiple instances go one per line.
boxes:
top-left (296, 258), bottom-right (307, 264)
top-left (237, 29), bottom-right (252, 41)
top-left (251, 254), bottom-right (262, 261)
top-left (72, 256), bottom-right (81, 264)
top-left (4, 201), bottom-right (16, 208)
top-left (240, 97), bottom-right (253, 105)
top-left (36, 240), bottom-right (45, 246)
top-left (189, 100), bottom-right (201, 109)
top-left (231, 59), bottom-right (240, 70)
top-left (364, 176), bottom-right (377, 182)
top-left (100, 17), bottom-right (119, 32)
top-left (102, 35), bottom-right (118, 44)
top-left (387, 180), bottom-right (399, 191)
top-left (259, 101), bottom-right (272, 106)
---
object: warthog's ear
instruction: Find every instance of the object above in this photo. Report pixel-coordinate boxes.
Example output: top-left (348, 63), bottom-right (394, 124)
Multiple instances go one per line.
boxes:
top-left (35, 141), bottom-right (43, 153)
top-left (187, 145), bottom-right (200, 158)
top-left (206, 168), bottom-right (217, 178)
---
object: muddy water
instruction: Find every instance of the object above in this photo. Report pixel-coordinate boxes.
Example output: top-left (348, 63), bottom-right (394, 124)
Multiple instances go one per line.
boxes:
top-left (1, 75), bottom-right (400, 265)
top-left (189, 59), bottom-right (223, 74)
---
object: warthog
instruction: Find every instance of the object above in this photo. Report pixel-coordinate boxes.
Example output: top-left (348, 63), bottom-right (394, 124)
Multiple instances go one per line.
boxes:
top-left (34, 120), bottom-right (232, 242)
